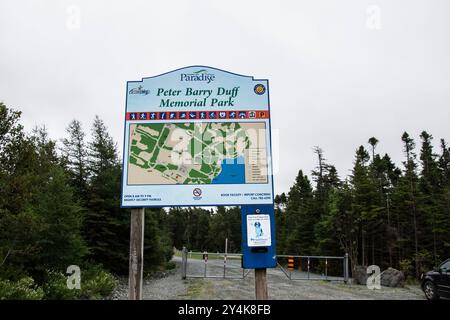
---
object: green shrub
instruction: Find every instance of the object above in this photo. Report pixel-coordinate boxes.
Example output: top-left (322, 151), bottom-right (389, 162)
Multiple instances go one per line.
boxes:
top-left (43, 265), bottom-right (117, 300)
top-left (80, 268), bottom-right (117, 299)
top-left (42, 270), bottom-right (80, 300)
top-left (166, 261), bottom-right (176, 270)
top-left (399, 258), bottom-right (414, 280)
top-left (0, 277), bottom-right (44, 300)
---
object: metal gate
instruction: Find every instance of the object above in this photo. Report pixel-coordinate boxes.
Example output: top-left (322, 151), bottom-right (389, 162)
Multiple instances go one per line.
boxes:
top-left (277, 254), bottom-right (349, 282)
top-left (180, 247), bottom-right (349, 283)
top-left (180, 247), bottom-right (251, 280)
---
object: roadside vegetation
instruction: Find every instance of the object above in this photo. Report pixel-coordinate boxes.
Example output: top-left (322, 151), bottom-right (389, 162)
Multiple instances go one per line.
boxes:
top-left (0, 103), bottom-right (172, 299)
top-left (1, 102), bottom-right (449, 298)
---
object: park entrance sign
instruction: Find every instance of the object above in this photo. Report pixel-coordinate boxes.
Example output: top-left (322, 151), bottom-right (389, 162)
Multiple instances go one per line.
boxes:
top-left (121, 66), bottom-right (274, 207)
top-left (122, 66), bottom-right (276, 300)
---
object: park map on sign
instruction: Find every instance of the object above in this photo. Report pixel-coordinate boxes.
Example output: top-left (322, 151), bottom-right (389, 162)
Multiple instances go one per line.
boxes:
top-left (127, 122), bottom-right (268, 185)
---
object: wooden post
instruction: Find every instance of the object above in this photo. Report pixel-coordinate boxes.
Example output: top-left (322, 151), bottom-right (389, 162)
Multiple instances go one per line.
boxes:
top-left (344, 253), bottom-right (349, 284)
top-left (181, 246), bottom-right (187, 280)
top-left (129, 208), bottom-right (145, 300)
top-left (223, 238), bottom-right (228, 278)
top-left (255, 268), bottom-right (268, 300)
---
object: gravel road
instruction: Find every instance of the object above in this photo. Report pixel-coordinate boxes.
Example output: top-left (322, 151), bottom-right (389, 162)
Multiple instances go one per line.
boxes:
top-left (112, 256), bottom-right (425, 300)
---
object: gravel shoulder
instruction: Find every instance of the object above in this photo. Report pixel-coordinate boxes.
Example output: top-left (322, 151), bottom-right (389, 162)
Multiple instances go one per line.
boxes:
top-left (111, 257), bottom-right (425, 300)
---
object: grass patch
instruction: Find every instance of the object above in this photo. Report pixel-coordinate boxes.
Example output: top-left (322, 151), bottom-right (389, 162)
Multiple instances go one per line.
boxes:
top-left (185, 280), bottom-right (214, 299)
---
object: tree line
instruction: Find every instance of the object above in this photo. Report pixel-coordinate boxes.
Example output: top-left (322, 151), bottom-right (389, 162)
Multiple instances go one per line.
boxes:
top-left (1, 101), bottom-right (449, 289)
top-left (0, 102), bottom-right (243, 287)
top-left (275, 134), bottom-right (450, 278)
top-left (166, 136), bottom-right (450, 279)
top-left (0, 103), bottom-right (173, 298)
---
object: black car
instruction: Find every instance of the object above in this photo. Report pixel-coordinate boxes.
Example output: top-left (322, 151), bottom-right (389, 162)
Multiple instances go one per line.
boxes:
top-left (421, 258), bottom-right (450, 300)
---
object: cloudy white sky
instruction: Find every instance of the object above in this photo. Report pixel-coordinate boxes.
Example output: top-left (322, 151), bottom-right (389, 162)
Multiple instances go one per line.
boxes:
top-left (1, 0), bottom-right (449, 195)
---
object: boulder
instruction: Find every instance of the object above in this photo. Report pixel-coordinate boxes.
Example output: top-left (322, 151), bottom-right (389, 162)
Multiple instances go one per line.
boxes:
top-left (353, 265), bottom-right (368, 285)
top-left (381, 267), bottom-right (405, 287)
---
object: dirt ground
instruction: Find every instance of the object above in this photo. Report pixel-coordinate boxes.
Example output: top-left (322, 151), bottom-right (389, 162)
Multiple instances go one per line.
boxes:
top-left (112, 256), bottom-right (425, 300)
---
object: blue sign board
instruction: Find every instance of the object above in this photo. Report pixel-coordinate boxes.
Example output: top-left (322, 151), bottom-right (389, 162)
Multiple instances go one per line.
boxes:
top-left (241, 204), bottom-right (277, 269)
top-left (121, 66), bottom-right (274, 207)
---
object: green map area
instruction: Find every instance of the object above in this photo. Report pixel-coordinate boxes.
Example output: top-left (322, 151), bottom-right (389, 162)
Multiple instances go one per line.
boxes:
top-left (127, 122), bottom-right (265, 185)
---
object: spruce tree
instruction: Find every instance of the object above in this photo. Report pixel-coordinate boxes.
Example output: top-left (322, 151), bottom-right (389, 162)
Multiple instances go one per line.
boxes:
top-left (61, 120), bottom-right (88, 201)
top-left (399, 132), bottom-right (421, 277)
top-left (350, 146), bottom-right (381, 266)
top-left (418, 131), bottom-right (441, 264)
top-left (283, 170), bottom-right (315, 254)
top-left (84, 116), bottom-right (129, 274)
top-left (167, 207), bottom-right (188, 249)
top-left (436, 139), bottom-right (450, 260)
top-left (0, 105), bottom-right (45, 280)
top-left (316, 182), bottom-right (358, 271)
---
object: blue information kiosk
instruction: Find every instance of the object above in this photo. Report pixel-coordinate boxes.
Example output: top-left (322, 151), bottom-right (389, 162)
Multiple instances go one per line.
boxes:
top-left (241, 204), bottom-right (277, 269)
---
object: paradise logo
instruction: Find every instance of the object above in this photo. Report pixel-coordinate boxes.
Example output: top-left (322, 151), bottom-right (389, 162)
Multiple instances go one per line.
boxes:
top-left (129, 85), bottom-right (150, 95)
top-left (180, 69), bottom-right (215, 83)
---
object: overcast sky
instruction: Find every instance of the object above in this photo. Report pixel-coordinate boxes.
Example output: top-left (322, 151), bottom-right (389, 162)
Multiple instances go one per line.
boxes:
top-left (1, 0), bottom-right (449, 195)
